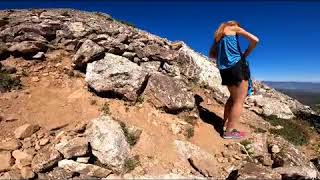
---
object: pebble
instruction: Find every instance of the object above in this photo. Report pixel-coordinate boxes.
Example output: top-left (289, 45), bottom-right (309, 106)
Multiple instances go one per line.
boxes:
top-left (271, 145), bottom-right (280, 154)
top-left (39, 138), bottom-right (50, 146)
top-left (31, 76), bottom-right (40, 82)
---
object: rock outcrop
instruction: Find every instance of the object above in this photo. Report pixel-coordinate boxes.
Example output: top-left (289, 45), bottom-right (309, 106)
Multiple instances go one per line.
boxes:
top-left (0, 8), bottom-right (319, 180)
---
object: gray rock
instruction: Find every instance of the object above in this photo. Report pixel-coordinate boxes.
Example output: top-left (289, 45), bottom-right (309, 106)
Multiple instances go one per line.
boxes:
top-left (188, 156), bottom-right (217, 178)
top-left (37, 167), bottom-right (74, 180)
top-left (174, 140), bottom-right (218, 178)
top-left (85, 115), bottom-right (130, 172)
top-left (65, 22), bottom-right (91, 38)
top-left (85, 53), bottom-right (148, 101)
top-left (269, 136), bottom-right (319, 172)
top-left (274, 166), bottom-right (319, 179)
top-left (247, 95), bottom-right (294, 119)
top-left (0, 151), bottom-right (13, 172)
top-left (122, 51), bottom-right (136, 60)
top-left (31, 148), bottom-right (63, 172)
top-left (55, 137), bottom-right (88, 159)
top-left (140, 61), bottom-right (161, 73)
top-left (162, 62), bottom-right (181, 77)
top-left (8, 41), bottom-right (46, 55)
top-left (76, 157), bottom-right (90, 164)
top-left (144, 73), bottom-right (195, 112)
top-left (134, 43), bottom-right (177, 61)
top-left (237, 162), bottom-right (282, 180)
top-left (73, 39), bottom-right (105, 69)
top-left (32, 51), bottom-right (45, 59)
top-left (58, 159), bottom-right (112, 178)
top-left (178, 43), bottom-right (229, 102)
top-left (14, 123), bottom-right (40, 139)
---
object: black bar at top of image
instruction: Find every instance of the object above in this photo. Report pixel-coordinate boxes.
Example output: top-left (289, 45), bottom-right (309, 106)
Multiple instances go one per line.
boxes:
top-left (1, 0), bottom-right (320, 2)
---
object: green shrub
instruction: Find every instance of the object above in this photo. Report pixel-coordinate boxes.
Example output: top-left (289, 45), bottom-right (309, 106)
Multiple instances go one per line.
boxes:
top-left (119, 121), bottom-right (140, 146)
top-left (119, 20), bottom-right (136, 28)
top-left (123, 155), bottom-right (140, 173)
top-left (99, 102), bottom-right (110, 115)
top-left (265, 115), bottom-right (309, 146)
top-left (240, 139), bottom-right (252, 147)
top-left (254, 127), bottom-right (267, 133)
top-left (0, 71), bottom-right (21, 92)
top-left (184, 126), bottom-right (194, 139)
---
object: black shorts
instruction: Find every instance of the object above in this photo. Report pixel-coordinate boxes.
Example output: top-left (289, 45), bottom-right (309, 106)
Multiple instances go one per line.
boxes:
top-left (219, 58), bottom-right (251, 86)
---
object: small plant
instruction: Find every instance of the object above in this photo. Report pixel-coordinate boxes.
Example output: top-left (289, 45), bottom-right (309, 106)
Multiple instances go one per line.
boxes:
top-left (183, 116), bottom-right (197, 126)
top-left (123, 155), bottom-right (140, 173)
top-left (90, 99), bottom-right (97, 105)
top-left (265, 115), bottom-right (309, 146)
top-left (136, 96), bottom-right (144, 104)
top-left (21, 69), bottom-right (28, 77)
top-left (99, 102), bottom-right (111, 115)
top-left (119, 20), bottom-right (136, 28)
top-left (184, 126), bottom-right (194, 139)
top-left (254, 127), bottom-right (267, 133)
top-left (315, 143), bottom-right (320, 155)
top-left (119, 121), bottom-right (140, 146)
top-left (240, 139), bottom-right (252, 147)
top-left (0, 71), bottom-right (21, 92)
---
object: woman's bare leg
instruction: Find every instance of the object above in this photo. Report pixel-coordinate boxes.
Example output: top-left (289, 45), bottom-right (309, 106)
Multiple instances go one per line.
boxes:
top-left (223, 97), bottom-right (233, 124)
top-left (225, 80), bottom-right (248, 132)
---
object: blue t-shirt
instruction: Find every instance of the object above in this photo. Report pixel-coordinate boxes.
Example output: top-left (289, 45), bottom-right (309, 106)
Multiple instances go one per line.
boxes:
top-left (215, 35), bottom-right (254, 96)
top-left (216, 35), bottom-right (242, 70)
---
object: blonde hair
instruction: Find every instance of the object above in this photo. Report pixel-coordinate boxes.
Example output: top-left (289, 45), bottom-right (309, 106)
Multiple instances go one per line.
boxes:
top-left (214, 20), bottom-right (241, 43)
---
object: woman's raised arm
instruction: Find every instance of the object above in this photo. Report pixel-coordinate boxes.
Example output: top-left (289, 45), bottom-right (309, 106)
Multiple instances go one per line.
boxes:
top-left (233, 26), bottom-right (259, 58)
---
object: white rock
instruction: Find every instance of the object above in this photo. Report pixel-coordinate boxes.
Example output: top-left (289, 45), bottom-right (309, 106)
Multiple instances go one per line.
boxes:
top-left (58, 159), bottom-right (112, 178)
top-left (85, 115), bottom-right (130, 172)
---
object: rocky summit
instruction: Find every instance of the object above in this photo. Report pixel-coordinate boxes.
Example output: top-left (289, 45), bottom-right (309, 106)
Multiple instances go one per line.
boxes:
top-left (0, 9), bottom-right (319, 179)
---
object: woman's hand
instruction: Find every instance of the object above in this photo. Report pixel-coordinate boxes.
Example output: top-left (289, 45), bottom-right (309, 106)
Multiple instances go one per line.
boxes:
top-left (232, 26), bottom-right (259, 58)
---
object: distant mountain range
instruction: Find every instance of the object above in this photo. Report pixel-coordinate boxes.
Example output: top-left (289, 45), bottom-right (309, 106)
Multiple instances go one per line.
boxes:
top-left (263, 81), bottom-right (320, 108)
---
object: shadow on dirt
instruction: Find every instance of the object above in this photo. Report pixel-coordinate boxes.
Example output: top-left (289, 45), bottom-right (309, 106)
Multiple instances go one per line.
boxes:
top-left (194, 94), bottom-right (225, 137)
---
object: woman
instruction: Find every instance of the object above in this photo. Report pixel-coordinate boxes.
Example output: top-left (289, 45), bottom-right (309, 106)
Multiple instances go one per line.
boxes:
top-left (209, 21), bottom-right (259, 139)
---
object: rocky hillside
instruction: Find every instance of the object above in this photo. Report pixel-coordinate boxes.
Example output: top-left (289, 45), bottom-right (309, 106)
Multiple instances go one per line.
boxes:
top-left (0, 9), bottom-right (319, 179)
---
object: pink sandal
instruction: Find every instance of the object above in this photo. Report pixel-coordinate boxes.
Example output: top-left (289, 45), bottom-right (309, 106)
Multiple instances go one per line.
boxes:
top-left (223, 129), bottom-right (246, 139)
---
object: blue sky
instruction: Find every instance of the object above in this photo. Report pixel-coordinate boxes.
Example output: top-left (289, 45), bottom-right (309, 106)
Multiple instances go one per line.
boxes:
top-left (1, 1), bottom-right (320, 82)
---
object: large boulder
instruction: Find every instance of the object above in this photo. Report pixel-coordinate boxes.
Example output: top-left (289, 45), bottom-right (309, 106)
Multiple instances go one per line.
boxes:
top-left (8, 41), bottom-right (46, 56)
top-left (268, 136), bottom-right (319, 176)
top-left (144, 73), bottom-right (195, 112)
top-left (236, 162), bottom-right (282, 180)
top-left (273, 166), bottom-right (319, 179)
top-left (247, 95), bottom-right (294, 119)
top-left (178, 43), bottom-right (229, 102)
top-left (72, 39), bottom-right (105, 69)
top-left (85, 115), bottom-right (130, 172)
top-left (85, 53), bottom-right (148, 101)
